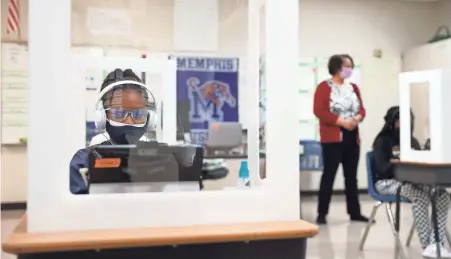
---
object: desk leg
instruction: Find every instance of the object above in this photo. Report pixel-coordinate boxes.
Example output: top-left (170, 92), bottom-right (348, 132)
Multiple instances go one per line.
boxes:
top-left (430, 188), bottom-right (442, 258)
top-left (394, 184), bottom-right (407, 259)
top-left (395, 185), bottom-right (401, 259)
top-left (17, 238), bottom-right (308, 259)
top-left (395, 186), bottom-right (401, 233)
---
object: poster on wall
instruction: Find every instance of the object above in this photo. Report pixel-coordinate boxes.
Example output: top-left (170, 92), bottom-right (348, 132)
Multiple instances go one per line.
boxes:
top-left (173, 56), bottom-right (239, 145)
top-left (1, 43), bottom-right (29, 144)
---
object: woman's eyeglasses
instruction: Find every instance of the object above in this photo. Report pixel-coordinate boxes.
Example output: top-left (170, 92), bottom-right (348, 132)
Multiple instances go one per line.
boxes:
top-left (106, 108), bottom-right (148, 124)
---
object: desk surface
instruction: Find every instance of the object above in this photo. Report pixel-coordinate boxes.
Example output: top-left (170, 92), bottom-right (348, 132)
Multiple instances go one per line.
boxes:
top-left (204, 152), bottom-right (266, 159)
top-left (392, 160), bottom-right (451, 186)
top-left (3, 215), bottom-right (319, 255)
top-left (391, 160), bottom-right (451, 167)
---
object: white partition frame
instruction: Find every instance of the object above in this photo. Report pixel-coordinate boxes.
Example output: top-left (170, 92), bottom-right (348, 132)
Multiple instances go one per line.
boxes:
top-left (28, 0), bottom-right (300, 232)
top-left (247, 0), bottom-right (263, 185)
top-left (399, 69), bottom-right (451, 163)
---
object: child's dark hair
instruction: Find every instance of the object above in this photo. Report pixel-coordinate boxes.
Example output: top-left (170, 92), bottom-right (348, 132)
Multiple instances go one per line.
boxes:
top-left (100, 69), bottom-right (152, 108)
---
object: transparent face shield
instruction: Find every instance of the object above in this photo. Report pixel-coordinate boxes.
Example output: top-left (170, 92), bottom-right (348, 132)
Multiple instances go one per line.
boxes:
top-left (102, 85), bottom-right (158, 142)
top-left (88, 83), bottom-right (200, 194)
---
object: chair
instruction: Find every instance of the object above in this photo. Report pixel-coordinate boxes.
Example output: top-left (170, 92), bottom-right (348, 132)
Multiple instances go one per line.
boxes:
top-left (359, 151), bottom-right (451, 253)
top-left (359, 151), bottom-right (410, 258)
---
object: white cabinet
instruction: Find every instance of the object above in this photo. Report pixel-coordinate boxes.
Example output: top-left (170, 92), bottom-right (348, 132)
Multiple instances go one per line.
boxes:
top-left (402, 39), bottom-right (451, 72)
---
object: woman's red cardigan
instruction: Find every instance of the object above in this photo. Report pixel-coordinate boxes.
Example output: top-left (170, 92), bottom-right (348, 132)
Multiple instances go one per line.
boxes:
top-left (313, 80), bottom-right (366, 144)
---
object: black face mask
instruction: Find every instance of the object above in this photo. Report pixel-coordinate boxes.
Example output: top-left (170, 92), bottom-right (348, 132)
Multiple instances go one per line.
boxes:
top-left (106, 121), bottom-right (146, 145)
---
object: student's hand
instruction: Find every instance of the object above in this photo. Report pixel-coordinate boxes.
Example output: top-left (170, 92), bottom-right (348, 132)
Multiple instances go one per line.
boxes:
top-left (79, 168), bottom-right (88, 185)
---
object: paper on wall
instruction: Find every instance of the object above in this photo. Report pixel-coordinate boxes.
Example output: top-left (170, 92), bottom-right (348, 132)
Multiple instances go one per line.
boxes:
top-left (317, 66), bottom-right (330, 84)
top-left (173, 0), bottom-right (218, 51)
top-left (86, 8), bottom-right (132, 36)
top-left (299, 66), bottom-right (315, 92)
top-left (298, 93), bottom-right (314, 120)
top-left (298, 120), bottom-right (318, 141)
top-left (1, 44), bottom-right (29, 144)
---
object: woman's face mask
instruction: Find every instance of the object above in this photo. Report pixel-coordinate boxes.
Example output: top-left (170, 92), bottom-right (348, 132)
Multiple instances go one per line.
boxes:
top-left (340, 67), bottom-right (353, 79)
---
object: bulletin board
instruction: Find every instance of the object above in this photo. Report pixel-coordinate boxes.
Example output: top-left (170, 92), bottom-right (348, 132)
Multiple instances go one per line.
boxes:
top-left (1, 43), bottom-right (29, 144)
top-left (1, 45), bottom-right (110, 145)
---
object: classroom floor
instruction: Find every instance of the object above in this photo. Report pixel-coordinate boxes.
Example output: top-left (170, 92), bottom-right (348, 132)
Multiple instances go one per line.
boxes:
top-left (1, 195), bottom-right (448, 259)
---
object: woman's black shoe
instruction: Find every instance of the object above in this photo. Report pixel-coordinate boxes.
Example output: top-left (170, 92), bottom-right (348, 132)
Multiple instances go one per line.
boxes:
top-left (316, 216), bottom-right (327, 225)
top-left (350, 215), bottom-right (375, 223)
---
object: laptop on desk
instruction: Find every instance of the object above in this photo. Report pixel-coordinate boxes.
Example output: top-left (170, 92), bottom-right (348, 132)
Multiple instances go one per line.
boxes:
top-left (87, 142), bottom-right (204, 194)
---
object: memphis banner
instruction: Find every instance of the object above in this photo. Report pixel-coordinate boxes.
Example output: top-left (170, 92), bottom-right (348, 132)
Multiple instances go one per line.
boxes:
top-left (173, 56), bottom-right (239, 145)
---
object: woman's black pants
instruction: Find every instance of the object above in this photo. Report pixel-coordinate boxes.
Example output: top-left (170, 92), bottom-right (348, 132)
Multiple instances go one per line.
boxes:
top-left (317, 129), bottom-right (361, 217)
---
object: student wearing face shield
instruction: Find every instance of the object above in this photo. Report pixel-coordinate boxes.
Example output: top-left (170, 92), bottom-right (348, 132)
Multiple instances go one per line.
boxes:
top-left (69, 68), bottom-right (157, 194)
top-left (373, 106), bottom-right (451, 258)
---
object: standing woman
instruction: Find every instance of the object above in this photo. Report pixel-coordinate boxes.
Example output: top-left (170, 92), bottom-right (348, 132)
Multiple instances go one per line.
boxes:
top-left (313, 54), bottom-right (369, 224)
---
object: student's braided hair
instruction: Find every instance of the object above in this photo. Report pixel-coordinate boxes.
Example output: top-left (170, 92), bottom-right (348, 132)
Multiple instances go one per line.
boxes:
top-left (100, 69), bottom-right (154, 110)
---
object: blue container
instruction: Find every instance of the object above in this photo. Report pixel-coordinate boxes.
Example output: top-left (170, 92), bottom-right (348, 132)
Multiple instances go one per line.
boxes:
top-left (238, 160), bottom-right (250, 187)
top-left (299, 140), bottom-right (323, 171)
top-left (239, 160), bottom-right (250, 179)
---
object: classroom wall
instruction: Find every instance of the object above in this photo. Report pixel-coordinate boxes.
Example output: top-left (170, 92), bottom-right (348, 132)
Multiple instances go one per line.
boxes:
top-left (1, 0), bottom-right (444, 53)
top-left (438, 0), bottom-right (451, 28)
top-left (1, 0), bottom-right (248, 54)
top-left (0, 0), bottom-right (446, 202)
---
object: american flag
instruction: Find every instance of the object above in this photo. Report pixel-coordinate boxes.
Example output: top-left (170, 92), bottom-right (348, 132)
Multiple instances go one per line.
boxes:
top-left (6, 0), bottom-right (20, 34)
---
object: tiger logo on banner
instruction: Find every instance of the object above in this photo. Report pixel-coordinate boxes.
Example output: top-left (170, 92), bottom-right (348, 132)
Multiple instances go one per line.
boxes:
top-left (174, 56), bottom-right (239, 145)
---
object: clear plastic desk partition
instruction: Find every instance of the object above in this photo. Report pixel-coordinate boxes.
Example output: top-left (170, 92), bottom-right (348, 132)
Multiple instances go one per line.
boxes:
top-left (27, 0), bottom-right (300, 233)
top-left (399, 69), bottom-right (451, 163)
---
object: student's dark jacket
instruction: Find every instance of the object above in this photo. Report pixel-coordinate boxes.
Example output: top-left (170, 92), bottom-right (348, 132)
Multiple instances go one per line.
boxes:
top-left (69, 142), bottom-right (110, 194)
top-left (372, 106), bottom-right (421, 181)
top-left (69, 133), bottom-right (152, 194)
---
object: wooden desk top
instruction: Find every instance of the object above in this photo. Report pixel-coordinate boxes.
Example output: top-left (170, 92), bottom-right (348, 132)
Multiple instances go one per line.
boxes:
top-left (3, 215), bottom-right (319, 255)
top-left (391, 160), bottom-right (451, 167)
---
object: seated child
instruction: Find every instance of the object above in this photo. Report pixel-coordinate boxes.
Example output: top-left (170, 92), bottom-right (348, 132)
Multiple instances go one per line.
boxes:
top-left (373, 106), bottom-right (451, 258)
top-left (69, 68), bottom-right (155, 194)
